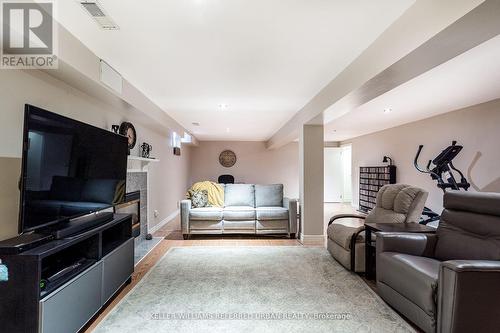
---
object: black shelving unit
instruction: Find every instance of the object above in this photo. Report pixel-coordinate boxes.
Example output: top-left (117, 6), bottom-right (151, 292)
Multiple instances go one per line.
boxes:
top-left (0, 214), bottom-right (134, 333)
top-left (359, 165), bottom-right (396, 212)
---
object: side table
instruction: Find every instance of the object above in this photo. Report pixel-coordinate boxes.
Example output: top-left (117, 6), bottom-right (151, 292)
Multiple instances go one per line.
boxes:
top-left (364, 222), bottom-right (436, 280)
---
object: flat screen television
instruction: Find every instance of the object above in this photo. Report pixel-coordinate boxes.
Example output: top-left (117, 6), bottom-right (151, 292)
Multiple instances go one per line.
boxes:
top-left (19, 104), bottom-right (128, 233)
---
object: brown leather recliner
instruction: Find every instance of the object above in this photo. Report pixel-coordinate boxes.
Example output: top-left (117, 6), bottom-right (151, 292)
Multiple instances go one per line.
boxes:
top-left (376, 191), bottom-right (500, 333)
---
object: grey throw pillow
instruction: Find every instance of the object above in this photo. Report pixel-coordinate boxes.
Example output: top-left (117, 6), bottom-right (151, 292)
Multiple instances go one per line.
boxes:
top-left (189, 190), bottom-right (209, 208)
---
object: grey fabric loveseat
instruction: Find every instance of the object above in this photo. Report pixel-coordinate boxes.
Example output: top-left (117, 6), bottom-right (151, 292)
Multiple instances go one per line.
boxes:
top-left (181, 184), bottom-right (297, 239)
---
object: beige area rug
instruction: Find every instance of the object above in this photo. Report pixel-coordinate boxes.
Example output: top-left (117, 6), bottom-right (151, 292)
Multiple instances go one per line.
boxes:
top-left (94, 247), bottom-right (414, 333)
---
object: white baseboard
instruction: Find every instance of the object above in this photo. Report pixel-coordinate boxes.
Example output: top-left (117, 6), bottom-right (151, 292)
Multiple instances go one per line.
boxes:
top-left (299, 233), bottom-right (326, 246)
top-left (148, 209), bottom-right (179, 234)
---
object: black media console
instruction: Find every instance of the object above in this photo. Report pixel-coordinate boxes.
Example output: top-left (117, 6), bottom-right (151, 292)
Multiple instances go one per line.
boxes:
top-left (0, 214), bottom-right (134, 333)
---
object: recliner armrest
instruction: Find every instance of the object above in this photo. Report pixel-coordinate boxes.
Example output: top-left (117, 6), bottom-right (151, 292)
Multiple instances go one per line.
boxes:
top-left (284, 197), bottom-right (298, 234)
top-left (438, 260), bottom-right (500, 333)
top-left (441, 260), bottom-right (500, 272)
top-left (328, 214), bottom-right (366, 226)
top-left (376, 232), bottom-right (437, 257)
top-left (180, 199), bottom-right (191, 234)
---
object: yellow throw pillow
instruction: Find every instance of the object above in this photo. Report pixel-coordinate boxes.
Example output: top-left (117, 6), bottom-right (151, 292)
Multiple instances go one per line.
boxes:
top-left (187, 181), bottom-right (224, 207)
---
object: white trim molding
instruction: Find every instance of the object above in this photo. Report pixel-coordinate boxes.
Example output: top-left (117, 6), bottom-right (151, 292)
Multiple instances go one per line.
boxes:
top-left (148, 209), bottom-right (179, 234)
top-left (299, 233), bottom-right (326, 247)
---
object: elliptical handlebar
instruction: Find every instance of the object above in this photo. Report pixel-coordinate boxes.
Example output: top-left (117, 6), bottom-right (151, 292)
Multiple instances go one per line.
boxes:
top-left (449, 160), bottom-right (470, 190)
top-left (414, 145), bottom-right (427, 173)
top-left (414, 145), bottom-right (442, 180)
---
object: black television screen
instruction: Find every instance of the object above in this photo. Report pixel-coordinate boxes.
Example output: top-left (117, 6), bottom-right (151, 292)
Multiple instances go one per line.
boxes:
top-left (19, 105), bottom-right (128, 233)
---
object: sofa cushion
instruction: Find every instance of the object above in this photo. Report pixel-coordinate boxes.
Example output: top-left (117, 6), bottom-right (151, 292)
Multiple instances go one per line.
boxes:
top-left (255, 184), bottom-right (283, 207)
top-left (223, 206), bottom-right (256, 220)
top-left (224, 184), bottom-right (255, 207)
top-left (256, 219), bottom-right (288, 230)
top-left (189, 207), bottom-right (223, 221)
top-left (377, 252), bottom-right (440, 317)
top-left (189, 220), bottom-right (223, 230)
top-left (256, 207), bottom-right (288, 221)
top-left (223, 220), bottom-right (255, 230)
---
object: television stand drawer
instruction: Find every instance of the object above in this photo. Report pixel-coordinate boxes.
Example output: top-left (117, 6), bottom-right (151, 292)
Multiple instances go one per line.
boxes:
top-left (39, 262), bottom-right (103, 333)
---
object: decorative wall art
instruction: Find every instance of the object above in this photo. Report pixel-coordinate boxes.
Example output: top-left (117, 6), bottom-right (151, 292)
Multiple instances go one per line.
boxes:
top-left (219, 150), bottom-right (237, 167)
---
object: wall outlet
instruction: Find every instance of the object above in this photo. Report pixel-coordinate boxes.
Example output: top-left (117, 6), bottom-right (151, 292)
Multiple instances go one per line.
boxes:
top-left (154, 210), bottom-right (159, 218)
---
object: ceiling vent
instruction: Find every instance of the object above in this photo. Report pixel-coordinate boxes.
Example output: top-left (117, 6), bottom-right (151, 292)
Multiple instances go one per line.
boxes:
top-left (78, 1), bottom-right (119, 30)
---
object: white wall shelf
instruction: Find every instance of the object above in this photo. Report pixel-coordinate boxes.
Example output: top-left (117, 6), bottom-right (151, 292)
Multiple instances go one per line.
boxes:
top-left (127, 156), bottom-right (160, 172)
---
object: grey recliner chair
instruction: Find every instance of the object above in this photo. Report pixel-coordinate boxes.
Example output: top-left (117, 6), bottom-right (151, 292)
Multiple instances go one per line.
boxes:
top-left (327, 184), bottom-right (428, 272)
top-left (376, 191), bottom-right (500, 333)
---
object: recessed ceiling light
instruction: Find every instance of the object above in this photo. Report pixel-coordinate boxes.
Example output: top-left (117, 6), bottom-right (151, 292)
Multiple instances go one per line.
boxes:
top-left (226, 128), bottom-right (230, 133)
top-left (384, 108), bottom-right (393, 114)
top-left (192, 122), bottom-right (200, 126)
top-left (218, 103), bottom-right (229, 110)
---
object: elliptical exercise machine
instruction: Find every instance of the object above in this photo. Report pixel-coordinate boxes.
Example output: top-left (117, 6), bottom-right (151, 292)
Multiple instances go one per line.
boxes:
top-left (414, 141), bottom-right (470, 225)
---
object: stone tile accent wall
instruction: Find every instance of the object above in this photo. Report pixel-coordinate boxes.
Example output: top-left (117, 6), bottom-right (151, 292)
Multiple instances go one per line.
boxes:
top-left (126, 172), bottom-right (148, 239)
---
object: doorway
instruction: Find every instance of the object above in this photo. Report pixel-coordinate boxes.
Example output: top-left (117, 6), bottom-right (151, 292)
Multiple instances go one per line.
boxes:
top-left (324, 145), bottom-right (352, 203)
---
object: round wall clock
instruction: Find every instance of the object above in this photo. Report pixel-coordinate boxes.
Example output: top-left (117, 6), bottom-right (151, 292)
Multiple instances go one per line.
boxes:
top-left (119, 122), bottom-right (137, 153)
top-left (219, 150), bottom-right (237, 168)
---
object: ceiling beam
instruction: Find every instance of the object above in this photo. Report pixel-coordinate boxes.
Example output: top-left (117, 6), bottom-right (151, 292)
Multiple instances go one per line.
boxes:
top-left (266, 0), bottom-right (496, 149)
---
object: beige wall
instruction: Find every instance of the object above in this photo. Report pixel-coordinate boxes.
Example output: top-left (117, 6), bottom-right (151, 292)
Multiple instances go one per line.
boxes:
top-left (0, 158), bottom-right (22, 238)
top-left (343, 99), bottom-right (500, 213)
top-left (189, 141), bottom-right (299, 198)
top-left (0, 69), bottom-right (191, 240)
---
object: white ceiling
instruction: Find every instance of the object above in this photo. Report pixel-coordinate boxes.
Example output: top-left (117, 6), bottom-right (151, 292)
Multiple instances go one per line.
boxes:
top-left (324, 34), bottom-right (500, 142)
top-left (55, 0), bottom-right (414, 140)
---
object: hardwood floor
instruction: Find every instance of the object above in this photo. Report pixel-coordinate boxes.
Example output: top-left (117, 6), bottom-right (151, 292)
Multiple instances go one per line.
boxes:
top-left (82, 203), bottom-right (355, 332)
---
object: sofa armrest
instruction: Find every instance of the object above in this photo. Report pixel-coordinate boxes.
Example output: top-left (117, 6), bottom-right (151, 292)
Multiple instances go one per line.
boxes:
top-left (376, 232), bottom-right (437, 257)
top-left (284, 197), bottom-right (298, 234)
top-left (438, 260), bottom-right (500, 333)
top-left (180, 199), bottom-right (191, 234)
